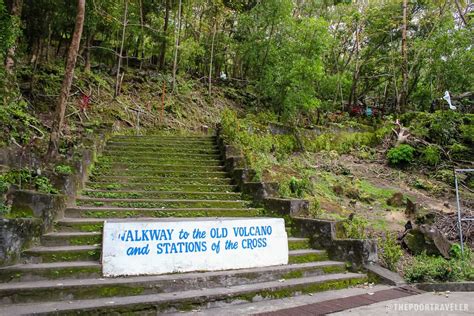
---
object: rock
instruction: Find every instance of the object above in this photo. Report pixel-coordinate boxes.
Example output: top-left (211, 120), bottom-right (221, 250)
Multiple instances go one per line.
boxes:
top-left (444, 202), bottom-right (450, 208)
top-left (419, 224), bottom-right (452, 259)
top-left (332, 185), bottom-right (344, 196)
top-left (402, 228), bottom-right (439, 256)
top-left (415, 211), bottom-right (436, 225)
top-left (405, 198), bottom-right (417, 218)
top-left (345, 187), bottom-right (360, 200)
top-left (402, 225), bottom-right (452, 258)
top-left (387, 192), bottom-right (404, 207)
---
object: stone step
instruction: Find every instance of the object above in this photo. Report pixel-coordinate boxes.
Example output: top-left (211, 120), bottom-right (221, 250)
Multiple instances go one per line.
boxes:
top-left (106, 143), bottom-right (219, 153)
top-left (101, 151), bottom-right (221, 159)
top-left (91, 169), bottom-right (229, 178)
top-left (103, 150), bottom-right (222, 158)
top-left (0, 262), bottom-right (346, 304)
top-left (100, 156), bottom-right (223, 165)
top-left (41, 232), bottom-right (102, 247)
top-left (41, 233), bottom-right (310, 248)
top-left (81, 189), bottom-right (241, 200)
top-left (94, 163), bottom-right (225, 172)
top-left (112, 135), bottom-right (216, 140)
top-left (88, 175), bottom-right (232, 185)
top-left (0, 261), bottom-right (102, 283)
top-left (0, 273), bottom-right (367, 315)
top-left (111, 136), bottom-right (216, 142)
top-left (64, 207), bottom-right (263, 220)
top-left (288, 249), bottom-right (329, 264)
top-left (288, 237), bottom-right (311, 250)
top-left (23, 245), bottom-right (101, 263)
top-left (106, 141), bottom-right (219, 148)
top-left (76, 197), bottom-right (250, 209)
top-left (85, 182), bottom-right (238, 192)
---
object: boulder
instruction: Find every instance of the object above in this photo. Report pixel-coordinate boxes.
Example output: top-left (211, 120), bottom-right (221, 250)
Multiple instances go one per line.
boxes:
top-left (419, 224), bottom-right (452, 259)
top-left (332, 185), bottom-right (344, 196)
top-left (402, 225), bottom-right (452, 258)
top-left (405, 198), bottom-right (417, 218)
top-left (387, 192), bottom-right (404, 207)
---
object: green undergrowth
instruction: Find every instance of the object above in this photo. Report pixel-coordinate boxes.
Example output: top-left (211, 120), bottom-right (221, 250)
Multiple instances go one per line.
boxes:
top-left (404, 245), bottom-right (474, 283)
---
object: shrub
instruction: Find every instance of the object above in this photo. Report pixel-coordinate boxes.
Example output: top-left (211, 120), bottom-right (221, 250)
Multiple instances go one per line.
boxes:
top-left (34, 176), bottom-right (58, 194)
top-left (54, 165), bottom-right (73, 175)
top-left (386, 144), bottom-right (415, 166)
top-left (289, 176), bottom-right (314, 198)
top-left (342, 215), bottom-right (369, 239)
top-left (421, 145), bottom-right (441, 166)
top-left (378, 232), bottom-right (403, 271)
top-left (404, 246), bottom-right (474, 283)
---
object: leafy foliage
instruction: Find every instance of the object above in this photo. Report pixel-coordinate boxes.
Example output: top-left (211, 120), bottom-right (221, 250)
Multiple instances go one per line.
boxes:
top-left (421, 145), bottom-right (441, 166)
top-left (342, 215), bottom-right (369, 239)
top-left (386, 144), bottom-right (415, 166)
top-left (378, 232), bottom-right (403, 271)
top-left (404, 246), bottom-right (474, 283)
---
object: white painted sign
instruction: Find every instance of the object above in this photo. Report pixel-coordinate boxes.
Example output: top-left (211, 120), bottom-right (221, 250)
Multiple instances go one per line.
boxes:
top-left (102, 218), bottom-right (288, 277)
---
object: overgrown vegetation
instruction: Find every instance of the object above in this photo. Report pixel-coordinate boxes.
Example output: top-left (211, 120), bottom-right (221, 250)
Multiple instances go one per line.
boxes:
top-left (404, 245), bottom-right (474, 283)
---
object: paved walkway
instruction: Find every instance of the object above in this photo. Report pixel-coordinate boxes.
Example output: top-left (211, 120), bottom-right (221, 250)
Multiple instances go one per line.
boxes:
top-left (254, 286), bottom-right (423, 316)
top-left (172, 285), bottom-right (473, 315)
top-left (330, 291), bottom-right (474, 316)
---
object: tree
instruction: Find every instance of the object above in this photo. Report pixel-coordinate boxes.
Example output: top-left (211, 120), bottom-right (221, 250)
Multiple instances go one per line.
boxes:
top-left (47, 0), bottom-right (86, 157)
top-left (171, 0), bottom-right (182, 92)
top-left (115, 0), bottom-right (128, 98)
top-left (4, 0), bottom-right (23, 74)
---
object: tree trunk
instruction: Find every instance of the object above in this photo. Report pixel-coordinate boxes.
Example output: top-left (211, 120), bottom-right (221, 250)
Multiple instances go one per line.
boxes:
top-left (453, 0), bottom-right (468, 26)
top-left (159, 0), bottom-right (170, 70)
top-left (399, 0), bottom-right (409, 113)
top-left (172, 0), bottom-right (182, 92)
top-left (47, 0), bottom-right (86, 157)
top-left (348, 24), bottom-right (360, 108)
top-left (208, 20), bottom-right (217, 96)
top-left (139, 0), bottom-right (145, 69)
top-left (115, 0), bottom-right (128, 98)
top-left (4, 0), bottom-right (23, 75)
top-left (84, 32), bottom-right (94, 73)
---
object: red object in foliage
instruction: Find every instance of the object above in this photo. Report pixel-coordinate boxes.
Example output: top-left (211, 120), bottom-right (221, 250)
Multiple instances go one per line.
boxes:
top-left (79, 94), bottom-right (91, 110)
top-left (349, 105), bottom-right (363, 116)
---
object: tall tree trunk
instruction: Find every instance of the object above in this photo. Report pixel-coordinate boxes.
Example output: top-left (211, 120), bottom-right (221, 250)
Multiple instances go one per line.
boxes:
top-left (115, 0), bottom-right (129, 98)
top-left (4, 0), bottom-right (23, 74)
top-left (399, 0), bottom-right (408, 113)
top-left (172, 0), bottom-right (182, 92)
top-left (348, 24), bottom-right (360, 108)
top-left (47, 0), bottom-right (86, 157)
top-left (208, 20), bottom-right (217, 96)
top-left (454, 0), bottom-right (468, 26)
top-left (139, 0), bottom-right (145, 70)
top-left (159, 0), bottom-right (170, 70)
top-left (84, 32), bottom-right (94, 73)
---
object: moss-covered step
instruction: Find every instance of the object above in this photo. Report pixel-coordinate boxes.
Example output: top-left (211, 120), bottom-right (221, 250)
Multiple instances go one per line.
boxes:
top-left (84, 182), bottom-right (238, 193)
top-left (81, 190), bottom-right (242, 201)
top-left (288, 249), bottom-right (329, 264)
top-left (65, 207), bottom-right (263, 219)
top-left (76, 198), bottom-right (250, 209)
top-left (0, 273), bottom-right (367, 314)
top-left (101, 151), bottom-right (221, 159)
top-left (0, 261), bottom-right (101, 283)
top-left (110, 136), bottom-right (216, 143)
top-left (91, 169), bottom-right (229, 179)
top-left (287, 237), bottom-right (311, 251)
top-left (94, 163), bottom-right (225, 172)
top-left (23, 245), bottom-right (101, 263)
top-left (106, 144), bottom-right (219, 152)
top-left (99, 157), bottom-right (223, 165)
top-left (0, 262), bottom-right (347, 304)
top-left (88, 176), bottom-right (232, 185)
top-left (41, 232), bottom-right (102, 247)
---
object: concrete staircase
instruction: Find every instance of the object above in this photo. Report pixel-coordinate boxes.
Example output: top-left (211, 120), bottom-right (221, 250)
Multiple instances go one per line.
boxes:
top-left (0, 135), bottom-right (367, 314)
